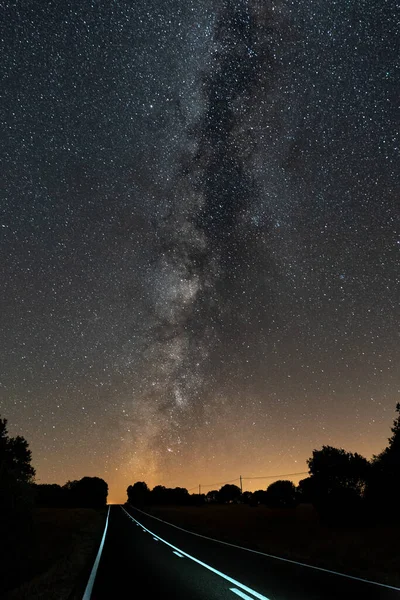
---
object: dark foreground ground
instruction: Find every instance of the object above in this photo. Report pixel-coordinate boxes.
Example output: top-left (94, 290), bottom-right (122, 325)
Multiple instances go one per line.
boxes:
top-left (2, 508), bottom-right (105, 600)
top-left (144, 503), bottom-right (400, 587)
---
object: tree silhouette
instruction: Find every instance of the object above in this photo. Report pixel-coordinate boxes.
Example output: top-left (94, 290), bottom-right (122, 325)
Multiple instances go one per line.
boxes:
top-left (0, 417), bottom-right (36, 593)
top-left (188, 493), bottom-right (205, 506)
top-left (0, 416), bottom-right (35, 509)
top-left (64, 477), bottom-right (108, 508)
top-left (372, 402), bottom-right (400, 468)
top-left (297, 477), bottom-right (315, 503)
top-left (206, 489), bottom-right (219, 503)
top-left (252, 489), bottom-right (268, 505)
top-left (127, 481), bottom-right (150, 507)
top-left (241, 491), bottom-right (253, 504)
top-left (307, 446), bottom-right (369, 523)
top-left (366, 403), bottom-right (400, 516)
top-left (147, 485), bottom-right (190, 505)
top-left (170, 486), bottom-right (190, 505)
top-left (151, 484), bottom-right (167, 504)
top-left (265, 480), bottom-right (297, 509)
top-left (34, 483), bottom-right (65, 507)
top-left (217, 484), bottom-right (241, 504)
top-left (307, 445), bottom-right (369, 495)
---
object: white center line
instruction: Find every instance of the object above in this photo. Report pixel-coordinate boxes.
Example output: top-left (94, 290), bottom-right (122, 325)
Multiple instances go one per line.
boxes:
top-left (173, 551), bottom-right (184, 558)
top-left (230, 588), bottom-right (258, 600)
top-left (122, 507), bottom-right (269, 600)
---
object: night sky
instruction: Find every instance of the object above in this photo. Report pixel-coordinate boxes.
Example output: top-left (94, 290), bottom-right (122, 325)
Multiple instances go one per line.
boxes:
top-left (1, 0), bottom-right (398, 503)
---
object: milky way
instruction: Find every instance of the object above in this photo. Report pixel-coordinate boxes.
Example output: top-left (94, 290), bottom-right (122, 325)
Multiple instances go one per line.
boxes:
top-left (1, 0), bottom-right (398, 500)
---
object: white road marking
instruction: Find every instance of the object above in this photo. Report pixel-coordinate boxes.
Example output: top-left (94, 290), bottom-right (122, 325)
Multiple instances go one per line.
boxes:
top-left (82, 506), bottom-right (110, 600)
top-left (122, 507), bottom-right (269, 600)
top-left (173, 551), bottom-right (184, 558)
top-left (153, 537), bottom-right (159, 541)
top-left (230, 589), bottom-right (257, 600)
top-left (128, 504), bottom-right (400, 591)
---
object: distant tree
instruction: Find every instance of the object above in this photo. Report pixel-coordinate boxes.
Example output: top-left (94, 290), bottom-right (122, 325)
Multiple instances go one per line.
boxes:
top-left (65, 477), bottom-right (108, 508)
top-left (149, 485), bottom-right (190, 506)
top-left (366, 403), bottom-right (400, 516)
top-left (241, 491), bottom-right (253, 504)
top-left (189, 493), bottom-right (206, 506)
top-left (63, 479), bottom-right (78, 498)
top-left (252, 489), bottom-right (268, 505)
top-left (217, 484), bottom-right (242, 504)
top-left (151, 485), bottom-right (167, 505)
top-left (34, 483), bottom-right (65, 507)
top-left (206, 490), bottom-right (219, 503)
top-left (170, 487), bottom-right (189, 505)
top-left (127, 481), bottom-right (150, 507)
top-left (265, 480), bottom-right (298, 509)
top-left (297, 477), bottom-right (315, 503)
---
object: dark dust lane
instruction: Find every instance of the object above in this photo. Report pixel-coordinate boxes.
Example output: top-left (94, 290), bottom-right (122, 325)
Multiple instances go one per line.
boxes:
top-left (89, 505), bottom-right (399, 600)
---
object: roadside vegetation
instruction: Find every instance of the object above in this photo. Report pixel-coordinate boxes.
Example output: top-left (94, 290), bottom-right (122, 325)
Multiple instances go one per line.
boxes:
top-left (4, 507), bottom-right (105, 600)
top-left (0, 416), bottom-right (108, 598)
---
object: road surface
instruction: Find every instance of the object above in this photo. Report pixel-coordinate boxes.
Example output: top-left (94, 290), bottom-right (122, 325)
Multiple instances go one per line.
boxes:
top-left (88, 505), bottom-right (399, 600)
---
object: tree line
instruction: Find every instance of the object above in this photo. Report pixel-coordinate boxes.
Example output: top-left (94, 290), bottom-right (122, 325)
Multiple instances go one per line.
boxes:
top-left (0, 416), bottom-right (108, 510)
top-left (34, 478), bottom-right (108, 508)
top-left (127, 403), bottom-right (400, 524)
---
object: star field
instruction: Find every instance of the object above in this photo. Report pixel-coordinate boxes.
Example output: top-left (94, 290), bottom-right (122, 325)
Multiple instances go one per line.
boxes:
top-left (0, 0), bottom-right (398, 502)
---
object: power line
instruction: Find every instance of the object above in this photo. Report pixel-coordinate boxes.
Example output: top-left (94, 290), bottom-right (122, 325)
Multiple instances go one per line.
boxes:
top-left (187, 485), bottom-right (199, 492)
top-left (147, 471), bottom-right (309, 494)
top-left (242, 471), bottom-right (308, 480)
top-left (201, 477), bottom-right (240, 490)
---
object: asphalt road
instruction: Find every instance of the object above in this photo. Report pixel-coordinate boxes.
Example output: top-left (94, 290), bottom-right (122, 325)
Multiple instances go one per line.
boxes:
top-left (89, 505), bottom-right (399, 600)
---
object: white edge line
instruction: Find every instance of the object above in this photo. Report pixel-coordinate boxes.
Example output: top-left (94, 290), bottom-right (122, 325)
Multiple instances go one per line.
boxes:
top-left (126, 504), bottom-right (400, 592)
top-left (82, 506), bottom-right (110, 600)
top-left (230, 588), bottom-right (256, 600)
top-left (122, 507), bottom-right (269, 600)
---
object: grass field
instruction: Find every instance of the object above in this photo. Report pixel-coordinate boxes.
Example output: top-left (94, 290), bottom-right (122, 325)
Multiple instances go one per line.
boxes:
top-left (3, 508), bottom-right (106, 600)
top-left (144, 503), bottom-right (399, 587)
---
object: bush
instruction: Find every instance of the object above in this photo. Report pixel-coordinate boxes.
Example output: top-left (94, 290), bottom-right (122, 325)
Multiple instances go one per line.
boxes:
top-left (265, 480), bottom-right (298, 509)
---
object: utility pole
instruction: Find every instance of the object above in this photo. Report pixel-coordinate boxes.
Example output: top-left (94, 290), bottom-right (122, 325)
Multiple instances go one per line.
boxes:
top-left (239, 475), bottom-right (243, 494)
top-left (199, 484), bottom-right (201, 495)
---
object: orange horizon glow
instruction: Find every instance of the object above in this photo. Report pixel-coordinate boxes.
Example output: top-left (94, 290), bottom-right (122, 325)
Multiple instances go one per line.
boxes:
top-left (33, 414), bottom-right (393, 505)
